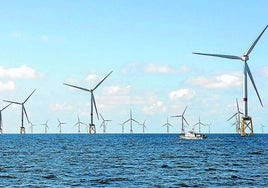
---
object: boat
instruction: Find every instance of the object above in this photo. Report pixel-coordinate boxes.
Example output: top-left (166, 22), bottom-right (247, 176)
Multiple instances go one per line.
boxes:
top-left (179, 130), bottom-right (207, 140)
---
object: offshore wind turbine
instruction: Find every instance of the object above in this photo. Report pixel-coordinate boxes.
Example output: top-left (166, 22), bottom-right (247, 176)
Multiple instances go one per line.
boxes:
top-left (0, 103), bottom-right (11, 134)
top-left (3, 89), bottom-right (36, 134)
top-left (99, 113), bottom-right (112, 134)
top-left (29, 121), bottom-right (37, 134)
top-left (74, 115), bottom-right (87, 133)
top-left (193, 25), bottom-right (268, 136)
top-left (193, 116), bottom-right (207, 133)
top-left (64, 71), bottom-right (113, 134)
top-left (122, 109), bottom-right (140, 134)
top-left (171, 105), bottom-right (189, 134)
top-left (162, 117), bottom-right (172, 133)
top-left (119, 123), bottom-right (125, 133)
top-left (57, 118), bottom-right (66, 134)
top-left (227, 98), bottom-right (243, 133)
top-left (42, 120), bottom-right (49, 134)
top-left (140, 120), bottom-right (146, 133)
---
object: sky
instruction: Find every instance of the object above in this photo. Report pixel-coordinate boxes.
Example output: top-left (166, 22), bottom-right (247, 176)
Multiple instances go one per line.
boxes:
top-left (1, 0), bottom-right (268, 134)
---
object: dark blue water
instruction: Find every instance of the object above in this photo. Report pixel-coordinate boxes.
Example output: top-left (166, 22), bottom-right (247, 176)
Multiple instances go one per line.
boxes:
top-left (0, 134), bottom-right (267, 187)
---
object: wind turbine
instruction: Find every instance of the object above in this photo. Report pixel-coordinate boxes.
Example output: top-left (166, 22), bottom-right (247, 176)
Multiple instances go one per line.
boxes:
top-left (193, 116), bottom-right (207, 133)
top-left (57, 118), bottom-right (66, 134)
top-left (162, 117), bottom-right (172, 133)
top-left (3, 89), bottom-right (36, 134)
top-left (193, 25), bottom-right (268, 136)
top-left (119, 123), bottom-right (125, 133)
top-left (0, 103), bottom-right (11, 134)
top-left (29, 121), bottom-right (37, 134)
top-left (227, 98), bottom-right (243, 133)
top-left (74, 115), bottom-right (87, 133)
top-left (140, 120), bottom-right (146, 133)
top-left (121, 109), bottom-right (140, 134)
top-left (171, 105), bottom-right (189, 134)
top-left (99, 113), bottom-right (112, 134)
top-left (64, 71), bottom-right (113, 134)
top-left (42, 120), bottom-right (49, 134)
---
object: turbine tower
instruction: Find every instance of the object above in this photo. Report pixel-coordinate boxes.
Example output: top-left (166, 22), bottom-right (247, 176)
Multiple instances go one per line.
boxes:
top-left (193, 116), bottom-right (207, 133)
top-left (29, 121), bottom-right (37, 134)
top-left (64, 71), bottom-right (112, 134)
top-left (193, 25), bottom-right (267, 136)
top-left (0, 103), bottom-right (11, 134)
top-left (42, 120), bottom-right (49, 134)
top-left (4, 89), bottom-right (36, 134)
top-left (122, 109), bottom-right (140, 134)
top-left (140, 120), bottom-right (146, 133)
top-left (57, 118), bottom-right (66, 134)
top-left (99, 113), bottom-right (112, 134)
top-left (171, 105), bottom-right (189, 134)
top-left (227, 98), bottom-right (243, 133)
top-left (162, 117), bottom-right (172, 133)
top-left (74, 115), bottom-right (86, 133)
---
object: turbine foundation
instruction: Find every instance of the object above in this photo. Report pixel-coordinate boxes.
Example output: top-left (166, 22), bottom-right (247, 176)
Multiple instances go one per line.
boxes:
top-left (240, 116), bottom-right (253, 136)
top-left (20, 126), bottom-right (26, 134)
top-left (89, 124), bottom-right (96, 134)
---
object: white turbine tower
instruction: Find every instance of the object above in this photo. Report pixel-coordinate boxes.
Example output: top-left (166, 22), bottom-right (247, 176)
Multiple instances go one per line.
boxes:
top-left (193, 25), bottom-right (268, 136)
top-left (171, 105), bottom-right (189, 134)
top-left (162, 117), bottom-right (172, 133)
top-left (64, 71), bottom-right (112, 134)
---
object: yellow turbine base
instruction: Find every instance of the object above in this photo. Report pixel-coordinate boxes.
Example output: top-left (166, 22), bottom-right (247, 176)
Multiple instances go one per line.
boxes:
top-left (240, 116), bottom-right (253, 137)
top-left (20, 126), bottom-right (26, 134)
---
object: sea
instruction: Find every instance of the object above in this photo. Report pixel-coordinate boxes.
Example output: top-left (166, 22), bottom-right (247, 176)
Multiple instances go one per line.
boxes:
top-left (0, 133), bottom-right (267, 187)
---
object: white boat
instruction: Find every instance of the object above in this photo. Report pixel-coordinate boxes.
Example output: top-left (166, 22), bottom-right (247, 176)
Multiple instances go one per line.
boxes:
top-left (179, 130), bottom-right (207, 140)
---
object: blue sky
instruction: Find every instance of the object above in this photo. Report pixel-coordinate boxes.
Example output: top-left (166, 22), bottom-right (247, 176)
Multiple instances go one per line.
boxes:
top-left (1, 0), bottom-right (268, 133)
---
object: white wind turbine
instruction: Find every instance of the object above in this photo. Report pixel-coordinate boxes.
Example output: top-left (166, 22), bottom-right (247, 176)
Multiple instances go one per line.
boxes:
top-left (193, 25), bottom-right (268, 136)
top-left (0, 103), bottom-right (11, 134)
top-left (64, 71), bottom-right (112, 134)
top-left (99, 113), bottom-right (112, 134)
top-left (171, 105), bottom-right (189, 134)
top-left (42, 120), bottom-right (49, 134)
top-left (227, 98), bottom-right (243, 133)
top-left (140, 120), bottom-right (146, 133)
top-left (57, 118), bottom-right (66, 134)
top-left (193, 116), bottom-right (207, 133)
top-left (121, 109), bottom-right (140, 134)
top-left (4, 89), bottom-right (36, 134)
top-left (162, 117), bottom-right (172, 133)
top-left (74, 115), bottom-right (87, 133)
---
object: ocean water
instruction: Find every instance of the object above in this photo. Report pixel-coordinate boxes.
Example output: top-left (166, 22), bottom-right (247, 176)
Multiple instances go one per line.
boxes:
top-left (0, 134), bottom-right (267, 187)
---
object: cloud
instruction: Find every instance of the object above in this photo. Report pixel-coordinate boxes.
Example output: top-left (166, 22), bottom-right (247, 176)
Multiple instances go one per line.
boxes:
top-left (0, 65), bottom-right (40, 79)
top-left (188, 73), bottom-right (242, 89)
top-left (102, 85), bottom-right (131, 95)
top-left (0, 81), bottom-right (15, 91)
top-left (142, 100), bottom-right (167, 115)
top-left (145, 63), bottom-right (172, 73)
top-left (50, 103), bottom-right (74, 111)
top-left (169, 89), bottom-right (195, 101)
top-left (40, 35), bottom-right (49, 42)
top-left (85, 74), bottom-right (97, 84)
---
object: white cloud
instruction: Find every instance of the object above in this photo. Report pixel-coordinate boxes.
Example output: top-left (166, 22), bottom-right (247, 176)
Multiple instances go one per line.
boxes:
top-left (40, 35), bottom-right (49, 42)
top-left (0, 81), bottom-right (15, 91)
top-left (143, 100), bottom-right (167, 115)
top-left (50, 103), bottom-right (74, 111)
top-left (0, 65), bottom-right (39, 79)
top-left (102, 85), bottom-right (131, 95)
top-left (188, 73), bottom-right (242, 89)
top-left (85, 74), bottom-right (97, 84)
top-left (169, 89), bottom-right (195, 101)
top-left (145, 63), bottom-right (172, 73)
top-left (10, 32), bottom-right (22, 39)
top-left (263, 67), bottom-right (268, 76)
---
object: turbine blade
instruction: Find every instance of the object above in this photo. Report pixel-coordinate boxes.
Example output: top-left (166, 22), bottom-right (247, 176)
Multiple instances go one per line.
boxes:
top-left (99, 113), bottom-right (104, 121)
top-left (92, 93), bottom-right (99, 120)
top-left (193, 52), bottom-right (242, 60)
top-left (93, 71), bottom-right (113, 91)
top-left (171, 115), bottom-right (182, 118)
top-left (3, 100), bottom-right (21, 105)
top-left (133, 119), bottom-right (140, 124)
top-left (245, 63), bottom-right (263, 107)
top-left (1, 103), bottom-right (12, 111)
top-left (236, 98), bottom-right (240, 112)
top-left (122, 119), bottom-right (130, 125)
top-left (227, 113), bottom-right (238, 121)
top-left (182, 105), bottom-right (188, 116)
top-left (183, 117), bottom-right (189, 126)
top-left (24, 89), bottom-right (36, 103)
top-left (64, 83), bottom-right (91, 92)
top-left (245, 25), bottom-right (268, 56)
top-left (23, 106), bottom-right (30, 123)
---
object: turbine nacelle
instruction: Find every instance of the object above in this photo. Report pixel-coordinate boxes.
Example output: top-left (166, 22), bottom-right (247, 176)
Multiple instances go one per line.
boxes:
top-left (242, 55), bottom-right (249, 61)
